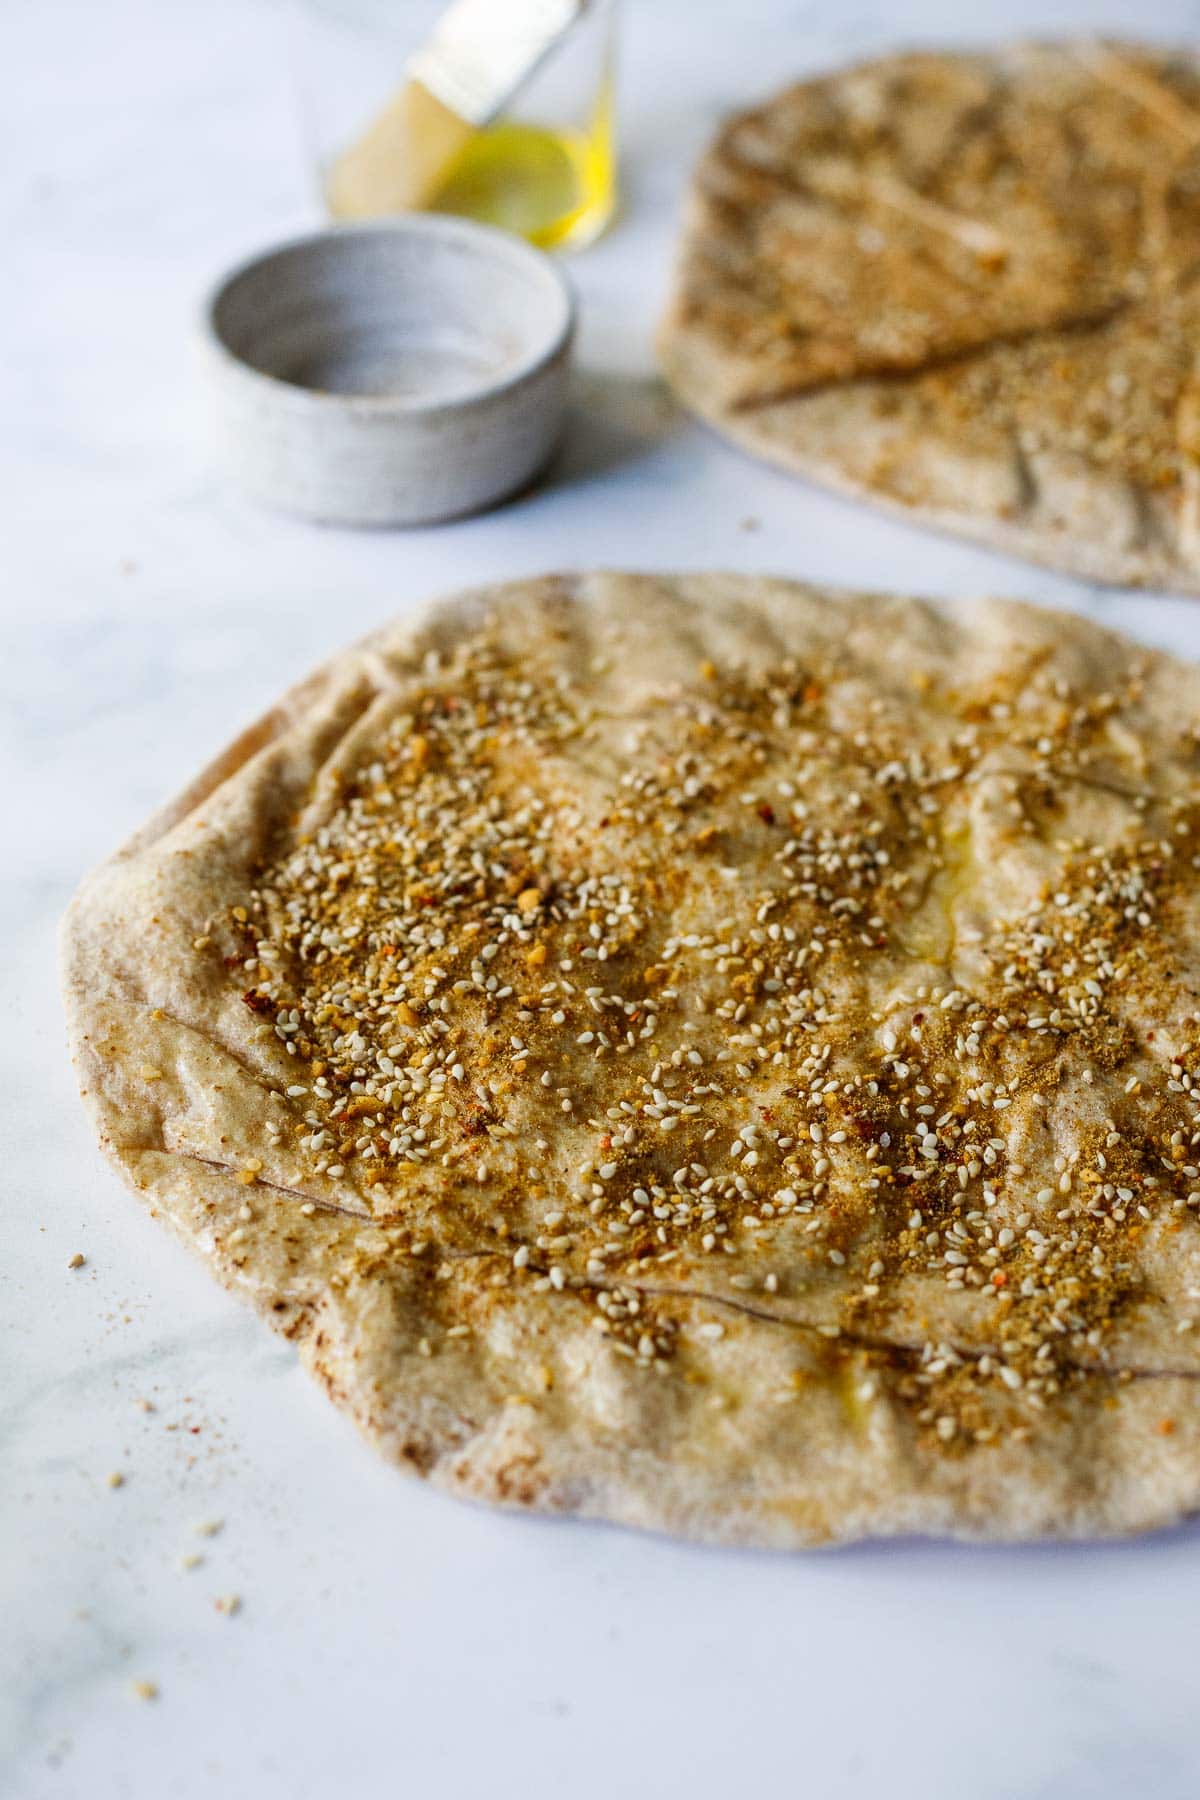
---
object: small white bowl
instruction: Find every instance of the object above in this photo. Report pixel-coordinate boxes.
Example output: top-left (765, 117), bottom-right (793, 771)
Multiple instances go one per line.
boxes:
top-left (201, 217), bottom-right (575, 527)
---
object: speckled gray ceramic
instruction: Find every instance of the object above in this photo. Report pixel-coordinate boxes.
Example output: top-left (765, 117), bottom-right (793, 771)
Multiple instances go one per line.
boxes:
top-left (201, 218), bottom-right (575, 526)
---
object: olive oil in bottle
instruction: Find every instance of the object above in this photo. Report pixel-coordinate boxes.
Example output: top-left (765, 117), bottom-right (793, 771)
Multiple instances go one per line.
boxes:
top-left (322, 0), bottom-right (617, 249)
top-left (429, 70), bottom-right (615, 250)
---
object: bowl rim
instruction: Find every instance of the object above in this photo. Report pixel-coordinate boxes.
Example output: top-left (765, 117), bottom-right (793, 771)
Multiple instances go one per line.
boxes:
top-left (199, 215), bottom-right (575, 417)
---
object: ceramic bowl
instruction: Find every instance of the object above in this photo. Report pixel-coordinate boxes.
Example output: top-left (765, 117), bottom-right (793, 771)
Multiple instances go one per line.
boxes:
top-left (201, 217), bottom-right (575, 526)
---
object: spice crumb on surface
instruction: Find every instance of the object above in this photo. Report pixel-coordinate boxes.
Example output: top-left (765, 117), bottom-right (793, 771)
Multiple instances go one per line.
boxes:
top-left (130, 1680), bottom-right (158, 1703)
top-left (67, 1252), bottom-right (85, 1269)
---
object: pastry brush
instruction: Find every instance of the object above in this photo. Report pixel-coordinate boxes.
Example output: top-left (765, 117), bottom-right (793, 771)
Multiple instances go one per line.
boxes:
top-left (328, 0), bottom-right (587, 220)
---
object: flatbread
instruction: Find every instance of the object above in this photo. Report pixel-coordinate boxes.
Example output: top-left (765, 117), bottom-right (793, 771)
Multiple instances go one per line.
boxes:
top-left (659, 42), bottom-right (1200, 593)
top-left (62, 573), bottom-right (1200, 1545)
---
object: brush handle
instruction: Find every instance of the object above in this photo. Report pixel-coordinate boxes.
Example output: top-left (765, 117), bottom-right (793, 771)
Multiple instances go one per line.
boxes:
top-left (327, 79), bottom-right (475, 219)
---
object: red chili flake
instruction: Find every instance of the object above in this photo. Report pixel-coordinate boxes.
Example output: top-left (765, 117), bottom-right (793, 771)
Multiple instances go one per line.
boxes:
top-left (242, 990), bottom-right (272, 1013)
top-left (756, 802), bottom-right (777, 825)
top-left (913, 1012), bottom-right (925, 1024)
top-left (461, 1103), bottom-right (490, 1138)
top-left (222, 954), bottom-right (242, 970)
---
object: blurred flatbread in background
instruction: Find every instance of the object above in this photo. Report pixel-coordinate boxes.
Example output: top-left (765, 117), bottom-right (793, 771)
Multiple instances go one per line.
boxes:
top-left (660, 42), bottom-right (1200, 592)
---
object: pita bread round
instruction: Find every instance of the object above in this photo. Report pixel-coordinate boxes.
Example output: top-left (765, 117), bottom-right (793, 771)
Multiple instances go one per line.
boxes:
top-left (62, 573), bottom-right (1200, 1545)
top-left (659, 42), bottom-right (1200, 594)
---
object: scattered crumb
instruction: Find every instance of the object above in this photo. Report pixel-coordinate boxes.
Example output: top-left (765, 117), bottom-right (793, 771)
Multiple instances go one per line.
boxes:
top-left (67, 1252), bottom-right (86, 1270)
top-left (739, 516), bottom-right (761, 532)
top-left (137, 1065), bottom-right (163, 1082)
top-left (179, 1553), bottom-right (203, 1572)
top-left (131, 1680), bottom-right (158, 1702)
top-left (135, 1398), bottom-right (155, 1413)
top-left (194, 1519), bottom-right (223, 1538)
top-left (214, 1594), bottom-right (241, 1617)
top-left (107, 1471), bottom-right (125, 1489)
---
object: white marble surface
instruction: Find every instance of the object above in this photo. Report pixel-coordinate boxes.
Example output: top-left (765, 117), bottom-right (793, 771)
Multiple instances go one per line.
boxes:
top-left (8, 0), bottom-right (1200, 1794)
